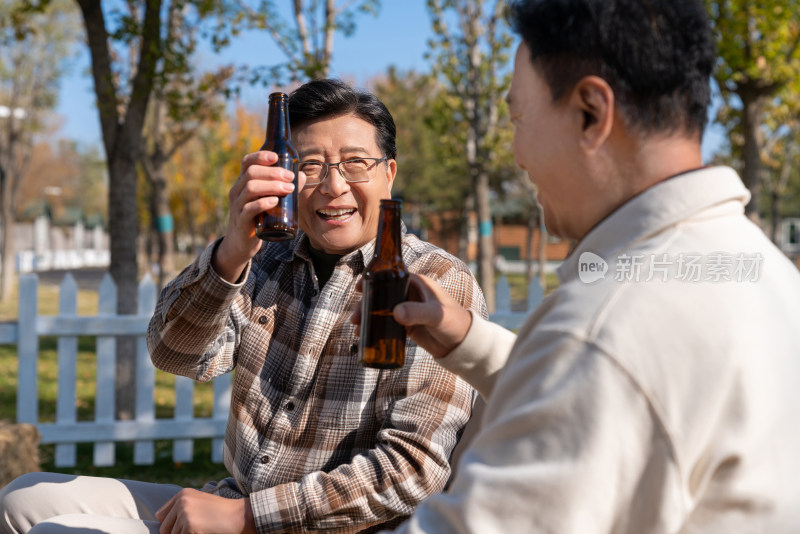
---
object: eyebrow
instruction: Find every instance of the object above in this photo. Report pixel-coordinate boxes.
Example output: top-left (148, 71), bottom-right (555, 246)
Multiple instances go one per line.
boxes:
top-left (298, 147), bottom-right (323, 159)
top-left (340, 146), bottom-right (372, 155)
top-left (298, 146), bottom-right (372, 160)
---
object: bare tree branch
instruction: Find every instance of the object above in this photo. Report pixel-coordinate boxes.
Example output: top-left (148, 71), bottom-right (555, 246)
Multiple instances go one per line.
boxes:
top-left (122, 0), bottom-right (162, 157)
top-left (294, 0), bottom-right (312, 58)
top-left (322, 0), bottom-right (335, 74)
top-left (235, 0), bottom-right (299, 62)
top-left (76, 0), bottom-right (121, 156)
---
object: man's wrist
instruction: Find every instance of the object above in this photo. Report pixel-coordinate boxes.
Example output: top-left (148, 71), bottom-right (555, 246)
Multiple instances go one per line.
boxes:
top-left (212, 238), bottom-right (249, 283)
top-left (243, 497), bottom-right (257, 534)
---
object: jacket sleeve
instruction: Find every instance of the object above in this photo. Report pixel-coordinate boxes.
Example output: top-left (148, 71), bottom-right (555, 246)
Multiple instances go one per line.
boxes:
top-left (146, 238), bottom-right (251, 382)
top-left (248, 266), bottom-right (488, 533)
top-left (437, 312), bottom-right (517, 401)
top-left (387, 329), bottom-right (675, 534)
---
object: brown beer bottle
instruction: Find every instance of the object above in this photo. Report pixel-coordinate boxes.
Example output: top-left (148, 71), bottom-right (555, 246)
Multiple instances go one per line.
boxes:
top-left (359, 199), bottom-right (410, 369)
top-left (255, 92), bottom-right (299, 241)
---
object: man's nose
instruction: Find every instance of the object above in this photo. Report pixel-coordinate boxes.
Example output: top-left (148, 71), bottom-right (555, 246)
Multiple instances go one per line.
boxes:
top-left (319, 165), bottom-right (351, 196)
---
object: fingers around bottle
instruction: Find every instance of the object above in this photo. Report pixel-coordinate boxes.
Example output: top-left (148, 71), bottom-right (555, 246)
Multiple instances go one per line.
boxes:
top-left (350, 303), bottom-right (362, 326)
top-left (231, 168), bottom-right (295, 208)
top-left (244, 171), bottom-right (295, 198)
top-left (241, 150), bottom-right (278, 172)
top-left (392, 274), bottom-right (441, 326)
top-left (349, 277), bottom-right (364, 325)
top-left (240, 195), bottom-right (281, 222)
top-left (231, 153), bottom-right (295, 199)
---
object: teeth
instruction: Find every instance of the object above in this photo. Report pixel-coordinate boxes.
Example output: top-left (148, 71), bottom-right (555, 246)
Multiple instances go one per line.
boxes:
top-left (318, 208), bottom-right (355, 217)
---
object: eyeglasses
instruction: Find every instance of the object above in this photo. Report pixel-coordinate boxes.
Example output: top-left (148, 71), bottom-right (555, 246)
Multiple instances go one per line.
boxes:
top-left (300, 157), bottom-right (388, 186)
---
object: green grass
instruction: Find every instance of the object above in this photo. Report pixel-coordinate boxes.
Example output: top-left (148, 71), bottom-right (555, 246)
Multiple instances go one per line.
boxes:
top-left (37, 440), bottom-right (230, 487)
top-left (0, 282), bottom-right (99, 319)
top-left (496, 272), bottom-right (559, 307)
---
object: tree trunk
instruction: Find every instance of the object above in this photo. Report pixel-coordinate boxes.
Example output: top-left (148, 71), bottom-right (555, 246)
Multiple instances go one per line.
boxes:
top-left (0, 164), bottom-right (14, 302)
top-left (538, 211), bottom-right (548, 291)
top-left (142, 158), bottom-right (174, 289)
top-left (1, 202), bottom-right (14, 302)
top-left (458, 196), bottom-right (471, 261)
top-left (0, 119), bottom-right (27, 303)
top-left (525, 203), bottom-right (537, 285)
top-left (769, 143), bottom-right (799, 247)
top-left (78, 0), bottom-right (162, 420)
top-left (182, 194), bottom-right (197, 252)
top-left (475, 169), bottom-right (494, 313)
top-left (740, 87), bottom-right (764, 225)
top-left (108, 149), bottom-right (141, 421)
top-left (770, 189), bottom-right (780, 245)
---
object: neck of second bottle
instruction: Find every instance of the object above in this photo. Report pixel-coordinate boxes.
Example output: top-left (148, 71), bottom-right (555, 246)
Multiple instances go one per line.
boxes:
top-left (266, 93), bottom-right (291, 142)
top-left (376, 200), bottom-right (403, 261)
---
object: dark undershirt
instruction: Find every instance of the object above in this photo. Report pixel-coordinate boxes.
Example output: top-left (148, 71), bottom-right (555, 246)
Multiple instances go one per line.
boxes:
top-left (308, 245), bottom-right (343, 288)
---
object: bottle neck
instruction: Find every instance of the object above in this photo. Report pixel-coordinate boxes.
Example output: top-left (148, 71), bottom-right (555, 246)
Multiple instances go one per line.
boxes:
top-left (375, 201), bottom-right (403, 260)
top-left (265, 94), bottom-right (291, 142)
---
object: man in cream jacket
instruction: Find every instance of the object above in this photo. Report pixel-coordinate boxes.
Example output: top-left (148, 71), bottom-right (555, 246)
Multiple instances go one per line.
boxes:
top-left (364, 0), bottom-right (800, 532)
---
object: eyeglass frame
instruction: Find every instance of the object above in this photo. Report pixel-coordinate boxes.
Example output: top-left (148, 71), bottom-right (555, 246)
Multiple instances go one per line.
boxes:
top-left (299, 156), bottom-right (389, 186)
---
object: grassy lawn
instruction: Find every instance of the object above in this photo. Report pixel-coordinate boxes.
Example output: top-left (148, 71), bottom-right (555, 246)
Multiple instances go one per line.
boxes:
top-left (0, 280), bottom-right (99, 319)
top-left (0, 276), bottom-right (229, 487)
top-left (497, 272), bottom-right (559, 308)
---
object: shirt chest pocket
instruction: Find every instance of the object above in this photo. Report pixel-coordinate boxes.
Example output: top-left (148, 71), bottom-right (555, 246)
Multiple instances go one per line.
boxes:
top-left (312, 337), bottom-right (380, 433)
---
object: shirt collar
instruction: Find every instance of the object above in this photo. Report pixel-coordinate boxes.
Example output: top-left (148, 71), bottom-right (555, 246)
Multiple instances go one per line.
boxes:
top-left (557, 166), bottom-right (751, 284)
top-left (286, 220), bottom-right (409, 270)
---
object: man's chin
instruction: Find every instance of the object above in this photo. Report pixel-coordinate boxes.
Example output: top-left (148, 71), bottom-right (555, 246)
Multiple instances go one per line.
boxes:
top-left (310, 230), bottom-right (367, 256)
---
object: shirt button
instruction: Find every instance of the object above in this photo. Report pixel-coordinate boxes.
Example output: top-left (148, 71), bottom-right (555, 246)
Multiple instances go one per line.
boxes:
top-left (285, 401), bottom-right (295, 411)
top-left (260, 455), bottom-right (270, 464)
top-left (258, 315), bottom-right (267, 324)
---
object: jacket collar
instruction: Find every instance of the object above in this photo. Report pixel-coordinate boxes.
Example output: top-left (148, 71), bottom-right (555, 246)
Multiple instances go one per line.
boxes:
top-left (557, 166), bottom-right (751, 284)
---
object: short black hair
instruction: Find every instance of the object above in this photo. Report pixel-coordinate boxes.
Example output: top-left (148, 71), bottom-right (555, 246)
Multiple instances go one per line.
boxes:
top-left (508, 0), bottom-right (716, 138)
top-left (288, 78), bottom-right (397, 159)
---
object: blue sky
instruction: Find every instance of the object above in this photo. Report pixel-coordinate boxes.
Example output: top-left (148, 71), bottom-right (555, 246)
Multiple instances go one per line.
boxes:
top-left (56, 1), bottom-right (433, 147)
top-left (55, 0), bottom-right (725, 160)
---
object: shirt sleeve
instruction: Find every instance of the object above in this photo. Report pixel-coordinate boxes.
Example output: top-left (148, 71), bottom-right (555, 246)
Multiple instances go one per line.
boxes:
top-left (389, 329), bottom-right (679, 534)
top-left (248, 264), bottom-right (488, 533)
top-left (146, 238), bottom-right (252, 381)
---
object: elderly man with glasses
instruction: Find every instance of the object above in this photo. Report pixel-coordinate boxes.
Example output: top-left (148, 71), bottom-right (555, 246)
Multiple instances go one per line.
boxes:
top-left (0, 79), bottom-right (486, 534)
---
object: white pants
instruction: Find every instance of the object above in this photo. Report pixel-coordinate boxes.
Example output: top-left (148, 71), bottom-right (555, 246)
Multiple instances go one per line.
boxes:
top-left (0, 472), bottom-right (182, 534)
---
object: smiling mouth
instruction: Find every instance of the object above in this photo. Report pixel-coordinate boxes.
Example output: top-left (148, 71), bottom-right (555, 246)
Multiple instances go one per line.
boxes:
top-left (317, 208), bottom-right (356, 222)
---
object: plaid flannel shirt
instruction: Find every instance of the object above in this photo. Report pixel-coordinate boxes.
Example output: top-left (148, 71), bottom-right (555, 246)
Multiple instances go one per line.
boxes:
top-left (146, 229), bottom-right (487, 533)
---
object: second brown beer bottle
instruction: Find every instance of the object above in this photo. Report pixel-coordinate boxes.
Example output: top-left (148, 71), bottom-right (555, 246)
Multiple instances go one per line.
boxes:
top-left (359, 199), bottom-right (410, 369)
top-left (255, 92), bottom-right (299, 241)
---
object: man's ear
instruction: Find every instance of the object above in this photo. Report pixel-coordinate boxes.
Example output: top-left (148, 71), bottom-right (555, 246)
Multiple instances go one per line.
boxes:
top-left (385, 158), bottom-right (398, 193)
top-left (570, 76), bottom-right (614, 152)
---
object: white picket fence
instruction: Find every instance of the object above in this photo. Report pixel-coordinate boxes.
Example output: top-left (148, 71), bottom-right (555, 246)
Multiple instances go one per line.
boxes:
top-left (491, 275), bottom-right (544, 330)
top-left (3, 271), bottom-right (541, 468)
top-left (16, 249), bottom-right (111, 273)
top-left (3, 273), bottom-right (231, 468)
